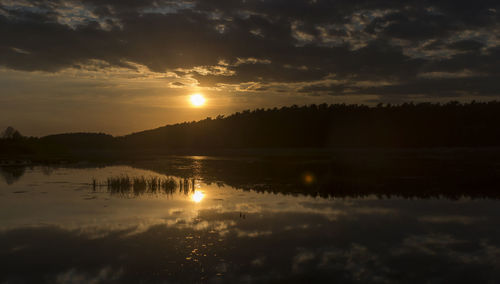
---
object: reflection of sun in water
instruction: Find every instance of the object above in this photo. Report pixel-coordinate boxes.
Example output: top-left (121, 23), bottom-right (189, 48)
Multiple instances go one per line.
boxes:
top-left (189, 94), bottom-right (206, 107)
top-left (191, 190), bottom-right (205, 203)
top-left (302, 172), bottom-right (316, 185)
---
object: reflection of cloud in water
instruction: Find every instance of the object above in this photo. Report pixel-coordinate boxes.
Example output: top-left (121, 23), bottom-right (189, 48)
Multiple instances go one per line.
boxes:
top-left (317, 244), bottom-right (390, 282)
top-left (55, 267), bottom-right (123, 284)
top-left (292, 249), bottom-right (316, 273)
top-left (394, 234), bottom-right (466, 256)
top-left (236, 229), bottom-right (272, 238)
top-left (251, 256), bottom-right (267, 267)
top-left (3, 165), bottom-right (500, 282)
top-left (3, 209), bottom-right (500, 282)
top-left (418, 215), bottom-right (481, 225)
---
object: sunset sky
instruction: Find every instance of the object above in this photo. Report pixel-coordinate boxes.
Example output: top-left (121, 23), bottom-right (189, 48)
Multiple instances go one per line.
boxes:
top-left (1, 0), bottom-right (499, 136)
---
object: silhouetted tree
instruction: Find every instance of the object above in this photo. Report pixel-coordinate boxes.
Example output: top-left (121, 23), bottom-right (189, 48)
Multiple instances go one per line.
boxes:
top-left (119, 101), bottom-right (500, 150)
top-left (1, 127), bottom-right (22, 140)
top-left (3, 101), bottom-right (500, 159)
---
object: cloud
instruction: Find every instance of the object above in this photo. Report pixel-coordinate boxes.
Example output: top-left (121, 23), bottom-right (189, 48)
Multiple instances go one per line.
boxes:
top-left (0, 0), bottom-right (499, 100)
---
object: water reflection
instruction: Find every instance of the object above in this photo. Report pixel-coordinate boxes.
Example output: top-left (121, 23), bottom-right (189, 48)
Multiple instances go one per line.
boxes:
top-left (192, 190), bottom-right (205, 203)
top-left (3, 152), bottom-right (500, 199)
top-left (0, 166), bottom-right (26, 185)
top-left (1, 163), bottom-right (500, 283)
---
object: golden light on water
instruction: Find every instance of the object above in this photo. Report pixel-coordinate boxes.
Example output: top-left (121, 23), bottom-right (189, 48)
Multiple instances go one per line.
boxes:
top-left (191, 190), bottom-right (205, 203)
top-left (189, 94), bottom-right (206, 107)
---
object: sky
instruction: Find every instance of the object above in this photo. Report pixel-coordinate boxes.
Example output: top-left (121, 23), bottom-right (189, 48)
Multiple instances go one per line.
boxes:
top-left (1, 0), bottom-right (499, 136)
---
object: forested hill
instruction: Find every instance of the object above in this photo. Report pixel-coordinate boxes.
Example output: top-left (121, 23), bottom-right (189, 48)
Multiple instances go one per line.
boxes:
top-left (120, 101), bottom-right (500, 149)
top-left (2, 101), bottom-right (500, 159)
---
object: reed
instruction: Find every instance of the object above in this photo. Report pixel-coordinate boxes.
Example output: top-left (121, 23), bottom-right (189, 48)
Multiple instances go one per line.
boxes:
top-left (102, 175), bottom-right (181, 196)
top-left (133, 176), bottom-right (147, 195)
top-left (91, 178), bottom-right (97, 191)
top-left (107, 175), bottom-right (132, 192)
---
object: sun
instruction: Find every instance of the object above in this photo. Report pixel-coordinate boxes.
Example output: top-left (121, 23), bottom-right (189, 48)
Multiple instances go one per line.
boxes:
top-left (189, 94), bottom-right (206, 107)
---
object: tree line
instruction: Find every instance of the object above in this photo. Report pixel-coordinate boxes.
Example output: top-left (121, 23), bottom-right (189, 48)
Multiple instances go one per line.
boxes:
top-left (120, 101), bottom-right (500, 149)
top-left (2, 101), bottom-right (500, 158)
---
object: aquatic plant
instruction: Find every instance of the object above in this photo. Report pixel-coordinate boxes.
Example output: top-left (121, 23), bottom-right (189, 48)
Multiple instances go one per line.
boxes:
top-left (99, 175), bottom-right (186, 197)
top-left (133, 176), bottom-right (147, 195)
top-left (107, 175), bottom-right (132, 192)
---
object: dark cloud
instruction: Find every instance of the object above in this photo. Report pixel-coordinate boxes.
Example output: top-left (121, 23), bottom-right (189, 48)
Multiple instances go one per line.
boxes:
top-left (298, 83), bottom-right (349, 96)
top-left (0, 0), bottom-right (499, 98)
top-left (423, 46), bottom-right (500, 75)
top-left (364, 76), bottom-right (500, 97)
top-left (447, 40), bottom-right (485, 51)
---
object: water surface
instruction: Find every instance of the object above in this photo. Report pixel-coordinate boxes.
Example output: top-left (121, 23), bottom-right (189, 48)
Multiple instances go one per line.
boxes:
top-left (1, 162), bottom-right (500, 283)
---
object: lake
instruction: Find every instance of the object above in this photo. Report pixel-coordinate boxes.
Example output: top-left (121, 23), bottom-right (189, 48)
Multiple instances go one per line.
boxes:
top-left (2, 154), bottom-right (500, 283)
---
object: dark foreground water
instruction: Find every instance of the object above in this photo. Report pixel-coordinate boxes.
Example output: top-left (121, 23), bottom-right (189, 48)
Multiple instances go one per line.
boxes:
top-left (2, 156), bottom-right (500, 283)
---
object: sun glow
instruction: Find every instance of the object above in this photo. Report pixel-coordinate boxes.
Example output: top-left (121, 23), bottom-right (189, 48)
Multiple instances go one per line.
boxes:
top-left (191, 190), bottom-right (205, 203)
top-left (189, 94), bottom-right (206, 107)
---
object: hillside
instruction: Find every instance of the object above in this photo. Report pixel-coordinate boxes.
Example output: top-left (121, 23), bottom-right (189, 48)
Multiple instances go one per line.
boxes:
top-left (2, 101), bottom-right (500, 160)
top-left (119, 101), bottom-right (500, 149)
